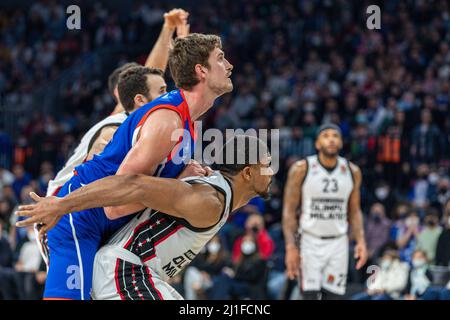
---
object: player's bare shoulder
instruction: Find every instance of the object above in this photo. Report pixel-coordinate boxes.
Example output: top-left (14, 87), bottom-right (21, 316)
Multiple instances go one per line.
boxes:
top-left (288, 159), bottom-right (308, 183)
top-left (177, 182), bottom-right (225, 228)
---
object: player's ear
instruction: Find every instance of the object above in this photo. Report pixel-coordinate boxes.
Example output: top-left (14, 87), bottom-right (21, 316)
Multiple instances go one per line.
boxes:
top-left (241, 166), bottom-right (252, 182)
top-left (194, 64), bottom-right (207, 80)
top-left (114, 86), bottom-right (120, 102)
top-left (134, 94), bottom-right (149, 107)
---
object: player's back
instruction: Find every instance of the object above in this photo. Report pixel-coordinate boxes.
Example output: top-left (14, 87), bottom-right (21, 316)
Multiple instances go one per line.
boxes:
top-left (73, 89), bottom-right (194, 185)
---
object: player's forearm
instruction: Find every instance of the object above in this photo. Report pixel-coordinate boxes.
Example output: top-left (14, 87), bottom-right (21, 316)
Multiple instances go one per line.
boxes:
top-left (282, 209), bottom-right (299, 248)
top-left (349, 210), bottom-right (365, 244)
top-left (144, 24), bottom-right (175, 71)
top-left (58, 175), bottom-right (148, 215)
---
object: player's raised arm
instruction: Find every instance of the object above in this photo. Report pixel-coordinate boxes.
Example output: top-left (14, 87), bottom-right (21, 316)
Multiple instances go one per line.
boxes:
top-left (16, 174), bottom-right (222, 234)
top-left (348, 162), bottom-right (368, 270)
top-left (144, 9), bottom-right (189, 71)
top-left (282, 160), bottom-right (306, 280)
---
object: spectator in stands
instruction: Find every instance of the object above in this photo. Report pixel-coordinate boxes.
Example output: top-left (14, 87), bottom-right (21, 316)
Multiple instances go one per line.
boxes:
top-left (403, 250), bottom-right (433, 300)
top-left (391, 207), bottom-right (421, 263)
top-left (365, 203), bottom-right (392, 264)
top-left (352, 249), bottom-right (409, 300)
top-left (232, 213), bottom-right (275, 263)
top-left (368, 181), bottom-right (396, 217)
top-left (184, 235), bottom-right (232, 300)
top-left (416, 208), bottom-right (443, 263)
top-left (0, 226), bottom-right (42, 299)
top-left (210, 234), bottom-right (267, 300)
top-left (377, 109), bottom-right (409, 191)
top-left (410, 164), bottom-right (431, 212)
top-left (11, 165), bottom-right (31, 200)
top-left (410, 109), bottom-right (444, 166)
top-left (435, 200), bottom-right (450, 266)
top-left (0, 219), bottom-right (13, 269)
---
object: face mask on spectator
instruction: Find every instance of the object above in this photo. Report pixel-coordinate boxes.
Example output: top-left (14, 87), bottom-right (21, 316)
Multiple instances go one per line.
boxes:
top-left (412, 259), bottom-right (427, 268)
top-left (241, 241), bottom-right (256, 255)
top-left (428, 173), bottom-right (439, 185)
top-left (251, 226), bottom-right (259, 234)
top-left (371, 212), bottom-right (382, 223)
top-left (207, 242), bottom-right (221, 254)
top-left (375, 187), bottom-right (389, 200)
top-left (425, 219), bottom-right (436, 227)
top-left (380, 259), bottom-right (391, 270)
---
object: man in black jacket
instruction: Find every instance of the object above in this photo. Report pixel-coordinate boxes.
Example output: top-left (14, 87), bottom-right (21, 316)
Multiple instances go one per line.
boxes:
top-left (435, 200), bottom-right (450, 266)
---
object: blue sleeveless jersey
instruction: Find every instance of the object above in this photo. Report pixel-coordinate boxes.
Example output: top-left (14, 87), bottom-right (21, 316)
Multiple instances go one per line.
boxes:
top-left (74, 89), bottom-right (195, 183)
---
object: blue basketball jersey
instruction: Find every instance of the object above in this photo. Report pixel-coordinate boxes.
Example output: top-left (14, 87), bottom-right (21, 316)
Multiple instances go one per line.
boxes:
top-left (74, 89), bottom-right (195, 183)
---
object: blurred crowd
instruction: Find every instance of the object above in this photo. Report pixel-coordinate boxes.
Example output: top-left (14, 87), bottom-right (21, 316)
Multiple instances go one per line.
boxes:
top-left (0, 0), bottom-right (450, 299)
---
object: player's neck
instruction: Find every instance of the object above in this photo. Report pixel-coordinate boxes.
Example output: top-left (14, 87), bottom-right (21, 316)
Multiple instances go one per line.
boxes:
top-left (225, 176), bottom-right (257, 211)
top-left (182, 87), bottom-right (218, 121)
top-left (318, 153), bottom-right (338, 169)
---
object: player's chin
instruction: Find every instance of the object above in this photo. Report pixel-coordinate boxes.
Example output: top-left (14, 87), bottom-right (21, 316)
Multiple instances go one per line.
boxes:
top-left (224, 81), bottom-right (233, 92)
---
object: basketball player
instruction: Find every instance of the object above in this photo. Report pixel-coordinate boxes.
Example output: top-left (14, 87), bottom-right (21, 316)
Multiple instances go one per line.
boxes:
top-left (45, 8), bottom-right (190, 198)
top-left (16, 135), bottom-right (273, 300)
top-left (282, 124), bottom-right (368, 300)
top-left (17, 33), bottom-right (233, 300)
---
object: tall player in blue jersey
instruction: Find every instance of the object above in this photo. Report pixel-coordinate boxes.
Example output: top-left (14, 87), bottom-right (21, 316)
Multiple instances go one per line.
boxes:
top-left (18, 33), bottom-right (233, 300)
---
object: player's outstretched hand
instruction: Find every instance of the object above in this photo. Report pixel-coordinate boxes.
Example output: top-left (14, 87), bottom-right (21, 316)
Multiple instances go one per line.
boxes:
top-left (176, 18), bottom-right (190, 39)
top-left (285, 244), bottom-right (300, 280)
top-left (164, 8), bottom-right (189, 31)
top-left (15, 192), bottom-right (63, 236)
top-left (354, 241), bottom-right (368, 270)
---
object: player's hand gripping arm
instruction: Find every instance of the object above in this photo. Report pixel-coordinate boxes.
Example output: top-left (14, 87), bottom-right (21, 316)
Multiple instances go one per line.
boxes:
top-left (348, 163), bottom-right (368, 270)
top-left (144, 9), bottom-right (189, 71)
top-left (282, 160), bottom-right (306, 280)
top-left (16, 174), bottom-right (223, 235)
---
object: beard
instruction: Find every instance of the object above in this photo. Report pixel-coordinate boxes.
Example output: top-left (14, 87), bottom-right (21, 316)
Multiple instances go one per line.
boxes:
top-left (256, 182), bottom-right (272, 200)
top-left (320, 147), bottom-right (339, 157)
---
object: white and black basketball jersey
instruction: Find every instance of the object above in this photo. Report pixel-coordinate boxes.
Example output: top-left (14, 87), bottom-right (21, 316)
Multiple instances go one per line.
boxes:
top-left (46, 112), bottom-right (127, 196)
top-left (300, 155), bottom-right (354, 237)
top-left (106, 171), bottom-right (233, 282)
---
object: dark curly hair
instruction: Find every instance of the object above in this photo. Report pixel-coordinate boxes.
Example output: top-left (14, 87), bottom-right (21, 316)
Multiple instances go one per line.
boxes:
top-left (117, 66), bottom-right (163, 112)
